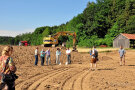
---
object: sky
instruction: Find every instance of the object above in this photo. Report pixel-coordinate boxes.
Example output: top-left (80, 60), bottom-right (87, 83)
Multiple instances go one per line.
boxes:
top-left (0, 0), bottom-right (96, 37)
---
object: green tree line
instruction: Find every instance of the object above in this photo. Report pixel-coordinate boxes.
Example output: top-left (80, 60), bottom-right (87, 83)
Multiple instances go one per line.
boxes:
top-left (0, 0), bottom-right (135, 47)
top-left (0, 36), bottom-right (14, 45)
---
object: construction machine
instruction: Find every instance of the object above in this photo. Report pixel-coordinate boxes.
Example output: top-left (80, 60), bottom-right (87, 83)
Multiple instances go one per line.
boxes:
top-left (43, 31), bottom-right (77, 51)
top-left (19, 41), bottom-right (29, 46)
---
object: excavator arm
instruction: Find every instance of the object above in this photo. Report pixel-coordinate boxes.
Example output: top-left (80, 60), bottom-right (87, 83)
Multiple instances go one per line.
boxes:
top-left (52, 31), bottom-right (77, 51)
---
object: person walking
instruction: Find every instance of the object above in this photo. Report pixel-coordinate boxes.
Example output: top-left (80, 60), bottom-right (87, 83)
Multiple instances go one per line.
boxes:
top-left (0, 46), bottom-right (17, 90)
top-left (90, 46), bottom-right (98, 71)
top-left (45, 49), bottom-right (51, 65)
top-left (40, 49), bottom-right (46, 66)
top-left (56, 48), bottom-right (61, 65)
top-left (119, 45), bottom-right (126, 66)
top-left (66, 48), bottom-right (71, 65)
top-left (35, 47), bottom-right (39, 66)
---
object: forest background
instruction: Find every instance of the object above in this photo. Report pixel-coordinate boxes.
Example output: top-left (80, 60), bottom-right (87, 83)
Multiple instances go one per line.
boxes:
top-left (0, 0), bottom-right (135, 47)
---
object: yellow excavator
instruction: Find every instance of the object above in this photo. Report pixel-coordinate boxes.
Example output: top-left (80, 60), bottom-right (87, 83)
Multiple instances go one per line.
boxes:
top-left (43, 31), bottom-right (77, 51)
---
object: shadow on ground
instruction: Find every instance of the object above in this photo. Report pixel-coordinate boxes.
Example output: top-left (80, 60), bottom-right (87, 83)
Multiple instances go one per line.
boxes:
top-left (128, 65), bottom-right (135, 66)
top-left (98, 68), bottom-right (116, 71)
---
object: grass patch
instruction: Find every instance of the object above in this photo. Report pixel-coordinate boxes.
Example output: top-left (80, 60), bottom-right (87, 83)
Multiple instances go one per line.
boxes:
top-left (76, 47), bottom-right (119, 53)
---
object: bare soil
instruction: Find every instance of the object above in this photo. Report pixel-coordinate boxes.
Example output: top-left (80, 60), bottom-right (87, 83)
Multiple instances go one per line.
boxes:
top-left (0, 45), bottom-right (135, 90)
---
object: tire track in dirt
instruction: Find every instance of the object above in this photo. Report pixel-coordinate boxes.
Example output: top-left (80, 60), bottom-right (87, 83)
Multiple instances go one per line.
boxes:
top-left (80, 71), bottom-right (91, 90)
top-left (34, 68), bottom-right (79, 90)
top-left (61, 70), bottom-right (85, 90)
top-left (81, 71), bottom-right (94, 90)
top-left (16, 67), bottom-right (68, 90)
top-left (27, 68), bottom-right (72, 90)
top-left (15, 72), bottom-right (42, 85)
top-left (72, 70), bottom-right (92, 90)
top-left (60, 68), bottom-right (90, 90)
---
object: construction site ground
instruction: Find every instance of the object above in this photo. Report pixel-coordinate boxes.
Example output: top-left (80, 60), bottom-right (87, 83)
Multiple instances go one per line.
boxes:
top-left (0, 45), bottom-right (135, 90)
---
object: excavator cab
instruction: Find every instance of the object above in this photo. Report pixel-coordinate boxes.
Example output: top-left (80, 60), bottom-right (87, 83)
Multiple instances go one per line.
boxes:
top-left (43, 31), bottom-right (77, 51)
top-left (43, 36), bottom-right (58, 46)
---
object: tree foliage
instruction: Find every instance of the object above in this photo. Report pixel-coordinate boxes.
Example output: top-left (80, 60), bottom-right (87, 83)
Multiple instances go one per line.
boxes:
top-left (1, 0), bottom-right (135, 47)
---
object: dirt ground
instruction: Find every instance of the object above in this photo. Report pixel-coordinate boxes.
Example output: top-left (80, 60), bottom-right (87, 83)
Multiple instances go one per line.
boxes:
top-left (0, 45), bottom-right (135, 90)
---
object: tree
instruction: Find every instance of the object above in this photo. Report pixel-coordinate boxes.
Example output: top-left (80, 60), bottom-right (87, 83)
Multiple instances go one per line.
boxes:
top-left (42, 27), bottom-right (51, 37)
top-left (10, 0), bottom-right (135, 47)
top-left (105, 22), bottom-right (122, 46)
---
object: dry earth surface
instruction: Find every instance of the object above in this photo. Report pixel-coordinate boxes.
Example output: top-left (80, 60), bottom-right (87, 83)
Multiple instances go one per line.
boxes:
top-left (0, 45), bottom-right (135, 90)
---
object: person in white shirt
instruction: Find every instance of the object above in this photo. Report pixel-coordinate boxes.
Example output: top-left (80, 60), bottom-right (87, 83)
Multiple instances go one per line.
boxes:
top-left (66, 48), bottom-right (71, 65)
top-left (35, 47), bottom-right (39, 65)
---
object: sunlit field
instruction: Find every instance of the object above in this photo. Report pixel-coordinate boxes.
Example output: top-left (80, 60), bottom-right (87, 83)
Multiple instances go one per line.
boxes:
top-left (72, 47), bottom-right (120, 52)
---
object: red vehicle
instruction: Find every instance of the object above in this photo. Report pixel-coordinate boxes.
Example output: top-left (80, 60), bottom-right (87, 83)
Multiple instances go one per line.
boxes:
top-left (19, 41), bottom-right (29, 46)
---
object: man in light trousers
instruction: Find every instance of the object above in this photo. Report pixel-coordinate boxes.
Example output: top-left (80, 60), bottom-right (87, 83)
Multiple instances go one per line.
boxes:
top-left (45, 49), bottom-right (51, 65)
top-left (56, 48), bottom-right (61, 65)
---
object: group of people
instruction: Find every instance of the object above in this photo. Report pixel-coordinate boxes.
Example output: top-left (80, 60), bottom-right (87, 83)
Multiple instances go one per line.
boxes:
top-left (35, 47), bottom-right (51, 66)
top-left (34, 47), bottom-right (72, 66)
top-left (34, 45), bottom-right (126, 70)
top-left (0, 45), bottom-right (126, 89)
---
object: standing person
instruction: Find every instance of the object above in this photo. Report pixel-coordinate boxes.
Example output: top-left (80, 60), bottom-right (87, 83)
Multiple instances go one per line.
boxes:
top-left (119, 45), bottom-right (126, 66)
top-left (90, 46), bottom-right (98, 71)
top-left (35, 47), bottom-right (39, 66)
top-left (0, 46), bottom-right (17, 90)
top-left (40, 49), bottom-right (46, 66)
top-left (66, 48), bottom-right (71, 65)
top-left (45, 49), bottom-right (51, 65)
top-left (19, 42), bottom-right (22, 46)
top-left (56, 48), bottom-right (61, 65)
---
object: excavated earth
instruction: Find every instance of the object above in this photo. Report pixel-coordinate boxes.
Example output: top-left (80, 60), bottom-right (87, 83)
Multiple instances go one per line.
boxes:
top-left (0, 45), bottom-right (135, 90)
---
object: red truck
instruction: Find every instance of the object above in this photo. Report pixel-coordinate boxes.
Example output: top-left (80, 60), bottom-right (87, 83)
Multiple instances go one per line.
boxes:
top-left (19, 41), bottom-right (29, 46)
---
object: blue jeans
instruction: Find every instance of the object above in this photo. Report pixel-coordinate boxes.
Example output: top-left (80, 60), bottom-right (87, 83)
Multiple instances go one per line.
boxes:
top-left (35, 55), bottom-right (38, 65)
top-left (67, 55), bottom-right (71, 64)
top-left (41, 57), bottom-right (45, 66)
